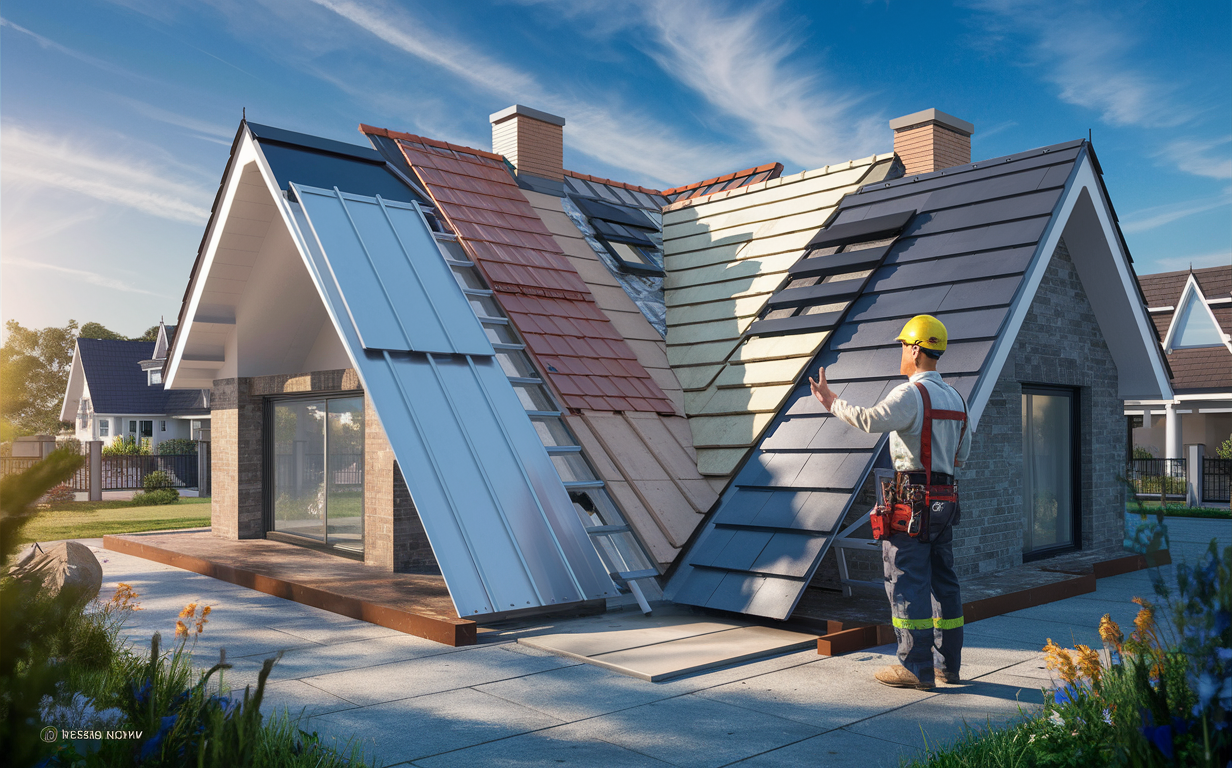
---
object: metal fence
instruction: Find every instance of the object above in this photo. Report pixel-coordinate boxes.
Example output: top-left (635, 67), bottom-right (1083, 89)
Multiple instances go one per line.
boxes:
top-left (1127, 458), bottom-right (1187, 498)
top-left (1204, 457), bottom-right (1232, 503)
top-left (0, 453), bottom-right (198, 490)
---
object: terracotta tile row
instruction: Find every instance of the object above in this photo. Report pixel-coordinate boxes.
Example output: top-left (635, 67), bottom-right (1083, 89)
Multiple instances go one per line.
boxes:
top-left (662, 162), bottom-right (784, 201)
top-left (362, 123), bottom-right (676, 415)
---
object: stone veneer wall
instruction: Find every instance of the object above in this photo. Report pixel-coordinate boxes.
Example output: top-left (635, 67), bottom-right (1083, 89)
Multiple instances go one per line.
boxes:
top-left (211, 368), bottom-right (438, 573)
top-left (811, 237), bottom-right (1125, 590)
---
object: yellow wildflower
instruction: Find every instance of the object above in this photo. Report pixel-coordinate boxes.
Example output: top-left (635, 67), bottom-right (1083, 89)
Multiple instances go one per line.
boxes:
top-left (1131, 597), bottom-right (1161, 650)
top-left (179, 602), bottom-right (198, 619)
top-left (1043, 638), bottom-right (1079, 685)
top-left (1075, 644), bottom-right (1103, 686)
top-left (175, 620), bottom-right (189, 638)
top-left (1098, 614), bottom-right (1123, 652)
top-left (194, 605), bottom-right (212, 635)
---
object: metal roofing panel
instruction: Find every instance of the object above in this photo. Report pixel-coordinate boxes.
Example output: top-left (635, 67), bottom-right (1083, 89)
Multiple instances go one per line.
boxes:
top-left (805, 210), bottom-right (914, 250)
top-left (289, 192), bottom-right (613, 618)
top-left (787, 246), bottom-right (891, 280)
top-left (668, 141), bottom-right (1084, 620)
top-left (258, 141), bottom-right (420, 204)
top-left (293, 184), bottom-right (491, 355)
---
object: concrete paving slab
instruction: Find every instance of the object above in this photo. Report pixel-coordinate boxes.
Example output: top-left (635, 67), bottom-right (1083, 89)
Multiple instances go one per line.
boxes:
top-left (268, 616), bottom-right (407, 645)
top-left (963, 614), bottom-right (1102, 649)
top-left (520, 619), bottom-right (740, 658)
top-left (475, 663), bottom-right (683, 721)
top-left (695, 656), bottom-right (934, 730)
top-left (532, 624), bottom-right (818, 682)
top-left (844, 677), bottom-right (1044, 750)
top-left (410, 721), bottom-right (675, 768)
top-left (310, 688), bottom-right (562, 767)
top-left (257, 679), bottom-right (359, 719)
top-left (567, 693), bottom-right (822, 768)
top-left (728, 726), bottom-right (922, 767)
top-left (221, 633), bottom-right (467, 688)
top-left (303, 644), bottom-right (578, 706)
top-left (1002, 594), bottom-right (1144, 630)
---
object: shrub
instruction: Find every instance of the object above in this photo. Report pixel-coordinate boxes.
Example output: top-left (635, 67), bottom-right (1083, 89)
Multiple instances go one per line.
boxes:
top-left (1133, 445), bottom-right (1156, 459)
top-left (156, 438), bottom-right (197, 456)
top-left (102, 435), bottom-right (149, 456)
top-left (143, 470), bottom-right (173, 490)
top-left (39, 483), bottom-right (76, 505)
top-left (131, 487), bottom-right (180, 506)
top-left (1218, 435), bottom-right (1232, 461)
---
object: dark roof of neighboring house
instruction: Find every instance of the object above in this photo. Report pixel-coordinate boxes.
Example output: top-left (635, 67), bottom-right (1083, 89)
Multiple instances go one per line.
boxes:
top-left (667, 139), bottom-right (1096, 619)
top-left (361, 124), bottom-right (677, 414)
top-left (1137, 265), bottom-right (1232, 392)
top-left (79, 339), bottom-right (208, 415)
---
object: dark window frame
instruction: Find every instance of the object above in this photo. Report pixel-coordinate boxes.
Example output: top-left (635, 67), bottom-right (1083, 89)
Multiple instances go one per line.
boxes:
top-left (596, 235), bottom-right (665, 276)
top-left (1021, 384), bottom-right (1083, 561)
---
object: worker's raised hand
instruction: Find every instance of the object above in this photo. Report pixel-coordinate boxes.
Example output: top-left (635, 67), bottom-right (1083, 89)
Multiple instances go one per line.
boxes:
top-left (809, 366), bottom-right (835, 410)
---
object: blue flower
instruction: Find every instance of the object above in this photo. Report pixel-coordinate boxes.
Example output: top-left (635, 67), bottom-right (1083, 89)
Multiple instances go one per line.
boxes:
top-left (1053, 684), bottom-right (1080, 706)
top-left (138, 715), bottom-right (178, 762)
top-left (1197, 673), bottom-right (1220, 710)
top-left (1139, 724), bottom-right (1174, 761)
top-left (131, 679), bottom-right (151, 707)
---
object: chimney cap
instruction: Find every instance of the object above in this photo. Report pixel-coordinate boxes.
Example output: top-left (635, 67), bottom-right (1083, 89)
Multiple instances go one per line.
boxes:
top-left (490, 104), bottom-right (565, 127)
top-left (889, 108), bottom-right (974, 137)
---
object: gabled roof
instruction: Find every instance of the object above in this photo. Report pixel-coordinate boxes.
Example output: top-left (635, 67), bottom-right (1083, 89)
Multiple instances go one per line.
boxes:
top-left (666, 139), bottom-right (1172, 619)
top-left (1138, 266), bottom-right (1232, 392)
top-left (75, 339), bottom-right (205, 415)
top-left (361, 125), bottom-right (676, 415)
top-left (661, 154), bottom-right (900, 479)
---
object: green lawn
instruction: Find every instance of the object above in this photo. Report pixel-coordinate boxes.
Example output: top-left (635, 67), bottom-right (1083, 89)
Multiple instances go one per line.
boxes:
top-left (21, 497), bottom-right (211, 544)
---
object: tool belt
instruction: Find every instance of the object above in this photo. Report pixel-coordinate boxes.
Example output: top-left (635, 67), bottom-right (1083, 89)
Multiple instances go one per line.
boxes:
top-left (871, 382), bottom-right (967, 543)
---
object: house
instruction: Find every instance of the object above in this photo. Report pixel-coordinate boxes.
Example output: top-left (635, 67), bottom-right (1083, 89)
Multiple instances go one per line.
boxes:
top-left (1127, 266), bottom-right (1231, 459)
top-left (164, 104), bottom-right (1171, 623)
top-left (60, 321), bottom-right (210, 450)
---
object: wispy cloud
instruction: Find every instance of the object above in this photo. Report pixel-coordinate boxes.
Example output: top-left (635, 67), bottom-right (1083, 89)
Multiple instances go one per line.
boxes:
top-left (633, 0), bottom-right (886, 167)
top-left (1145, 250), bottom-right (1232, 273)
top-left (5, 258), bottom-right (163, 297)
top-left (1157, 138), bottom-right (1232, 181)
top-left (0, 16), bottom-right (155, 83)
top-left (1122, 194), bottom-right (1232, 234)
top-left (114, 96), bottom-right (235, 144)
top-left (965, 1), bottom-right (1192, 129)
top-left (301, 0), bottom-right (746, 185)
top-left (2, 125), bottom-right (213, 224)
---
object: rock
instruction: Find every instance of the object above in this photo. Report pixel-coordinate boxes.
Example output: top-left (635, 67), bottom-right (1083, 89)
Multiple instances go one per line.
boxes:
top-left (6, 541), bottom-right (103, 604)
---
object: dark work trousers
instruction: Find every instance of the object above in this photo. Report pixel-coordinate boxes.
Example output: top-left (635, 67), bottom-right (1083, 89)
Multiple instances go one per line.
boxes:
top-left (881, 521), bottom-right (963, 683)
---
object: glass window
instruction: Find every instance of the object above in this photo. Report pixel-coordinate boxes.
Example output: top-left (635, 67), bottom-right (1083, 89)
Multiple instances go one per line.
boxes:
top-left (569, 489), bottom-right (654, 575)
top-left (608, 241), bottom-right (655, 266)
top-left (1022, 390), bottom-right (1075, 554)
top-left (99, 419), bottom-right (109, 436)
top-left (149, 370), bottom-right (163, 385)
top-left (1172, 292), bottom-right (1224, 348)
top-left (272, 396), bottom-right (365, 553)
top-left (129, 420), bottom-right (137, 434)
top-left (160, 420), bottom-right (166, 432)
top-left (139, 421), bottom-right (153, 438)
top-left (437, 238), bottom-right (470, 263)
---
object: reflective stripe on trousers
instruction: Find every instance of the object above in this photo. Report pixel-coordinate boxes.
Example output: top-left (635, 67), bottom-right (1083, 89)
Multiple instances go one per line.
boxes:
top-left (882, 520), bottom-right (963, 683)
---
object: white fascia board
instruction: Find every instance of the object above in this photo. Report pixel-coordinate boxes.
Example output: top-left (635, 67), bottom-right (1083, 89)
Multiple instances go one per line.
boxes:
top-left (966, 151), bottom-right (1173, 427)
top-left (59, 342), bottom-right (85, 422)
top-left (165, 133), bottom-right (262, 390)
top-left (1160, 273), bottom-right (1232, 353)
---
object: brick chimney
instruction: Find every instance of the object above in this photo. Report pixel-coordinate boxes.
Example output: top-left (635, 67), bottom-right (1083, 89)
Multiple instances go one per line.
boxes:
top-left (889, 109), bottom-right (974, 175)
top-left (490, 104), bottom-right (565, 182)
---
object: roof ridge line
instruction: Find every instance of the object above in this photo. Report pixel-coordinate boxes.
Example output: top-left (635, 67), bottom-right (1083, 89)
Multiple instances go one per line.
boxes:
top-left (562, 169), bottom-right (665, 196)
top-left (359, 124), bottom-right (506, 163)
top-left (661, 162), bottom-right (784, 196)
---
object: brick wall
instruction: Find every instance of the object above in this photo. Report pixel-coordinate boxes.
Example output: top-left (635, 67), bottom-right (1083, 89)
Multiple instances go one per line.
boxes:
top-left (211, 368), bottom-right (438, 573)
top-left (812, 236), bottom-right (1125, 588)
top-left (492, 114), bottom-right (564, 182)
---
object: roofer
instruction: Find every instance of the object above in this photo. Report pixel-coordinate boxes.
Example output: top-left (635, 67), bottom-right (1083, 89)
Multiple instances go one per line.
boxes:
top-left (809, 314), bottom-right (971, 690)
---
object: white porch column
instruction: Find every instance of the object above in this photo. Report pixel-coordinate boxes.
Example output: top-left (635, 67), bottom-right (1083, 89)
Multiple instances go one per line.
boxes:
top-left (1186, 444), bottom-right (1204, 507)
top-left (1165, 402), bottom-right (1182, 459)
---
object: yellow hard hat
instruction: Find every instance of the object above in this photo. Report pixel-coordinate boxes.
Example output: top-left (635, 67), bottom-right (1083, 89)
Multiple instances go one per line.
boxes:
top-left (896, 315), bottom-right (948, 352)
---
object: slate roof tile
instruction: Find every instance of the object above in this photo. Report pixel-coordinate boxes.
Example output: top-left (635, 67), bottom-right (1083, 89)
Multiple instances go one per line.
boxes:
top-left (78, 339), bottom-right (207, 415)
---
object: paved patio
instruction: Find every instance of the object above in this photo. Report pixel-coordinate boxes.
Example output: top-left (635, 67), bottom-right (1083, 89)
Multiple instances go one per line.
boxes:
top-left (80, 517), bottom-right (1227, 767)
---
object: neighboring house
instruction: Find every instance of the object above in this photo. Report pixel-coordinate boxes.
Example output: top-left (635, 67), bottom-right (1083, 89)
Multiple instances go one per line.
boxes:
top-left (61, 321), bottom-right (210, 450)
top-left (164, 104), bottom-right (1171, 623)
top-left (1127, 266), bottom-right (1232, 460)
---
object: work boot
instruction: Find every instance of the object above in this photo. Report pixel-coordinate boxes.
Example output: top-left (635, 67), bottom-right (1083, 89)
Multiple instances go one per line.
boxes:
top-left (875, 665), bottom-right (934, 690)
top-left (934, 668), bottom-right (960, 684)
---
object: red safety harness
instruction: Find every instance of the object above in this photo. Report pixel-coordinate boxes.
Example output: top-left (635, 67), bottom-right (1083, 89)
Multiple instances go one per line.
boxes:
top-left (871, 381), bottom-right (968, 540)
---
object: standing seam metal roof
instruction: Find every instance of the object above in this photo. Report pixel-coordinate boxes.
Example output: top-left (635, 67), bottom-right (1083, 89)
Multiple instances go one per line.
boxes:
top-left (361, 126), bottom-right (676, 415)
top-left (666, 139), bottom-right (1088, 619)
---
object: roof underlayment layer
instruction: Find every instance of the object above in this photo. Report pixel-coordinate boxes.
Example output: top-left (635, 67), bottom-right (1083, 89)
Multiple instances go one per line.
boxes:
top-left (660, 155), bottom-right (899, 480)
top-left (522, 187), bottom-right (720, 566)
top-left (666, 140), bottom-right (1125, 620)
top-left (363, 126), bottom-right (676, 416)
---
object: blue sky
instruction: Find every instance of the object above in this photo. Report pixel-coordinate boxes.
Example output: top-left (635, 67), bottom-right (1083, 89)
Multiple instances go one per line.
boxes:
top-left (2, 0), bottom-right (1229, 337)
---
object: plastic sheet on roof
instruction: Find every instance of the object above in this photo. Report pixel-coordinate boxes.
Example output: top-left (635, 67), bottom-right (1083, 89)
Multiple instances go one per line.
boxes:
top-left (288, 184), bottom-right (615, 617)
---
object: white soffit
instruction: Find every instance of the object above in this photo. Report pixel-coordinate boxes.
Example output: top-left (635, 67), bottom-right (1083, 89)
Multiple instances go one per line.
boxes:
top-left (286, 186), bottom-right (616, 617)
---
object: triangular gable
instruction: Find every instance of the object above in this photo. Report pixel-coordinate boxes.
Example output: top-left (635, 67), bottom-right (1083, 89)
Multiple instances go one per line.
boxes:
top-left (666, 140), bottom-right (1172, 620)
top-left (167, 127), bottom-right (615, 617)
top-left (1161, 273), bottom-right (1232, 353)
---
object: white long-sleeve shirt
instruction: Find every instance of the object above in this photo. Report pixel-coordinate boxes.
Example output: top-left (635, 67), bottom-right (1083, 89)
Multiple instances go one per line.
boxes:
top-left (830, 371), bottom-right (972, 474)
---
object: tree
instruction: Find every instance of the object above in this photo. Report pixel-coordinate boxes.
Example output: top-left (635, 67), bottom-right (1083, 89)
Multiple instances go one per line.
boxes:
top-left (136, 325), bottom-right (159, 342)
top-left (77, 321), bottom-right (125, 340)
top-left (0, 320), bottom-right (78, 439)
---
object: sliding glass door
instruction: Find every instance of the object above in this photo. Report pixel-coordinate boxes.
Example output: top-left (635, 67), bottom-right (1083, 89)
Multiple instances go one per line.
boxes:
top-left (1022, 387), bottom-right (1079, 556)
top-left (271, 395), bottom-right (364, 553)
